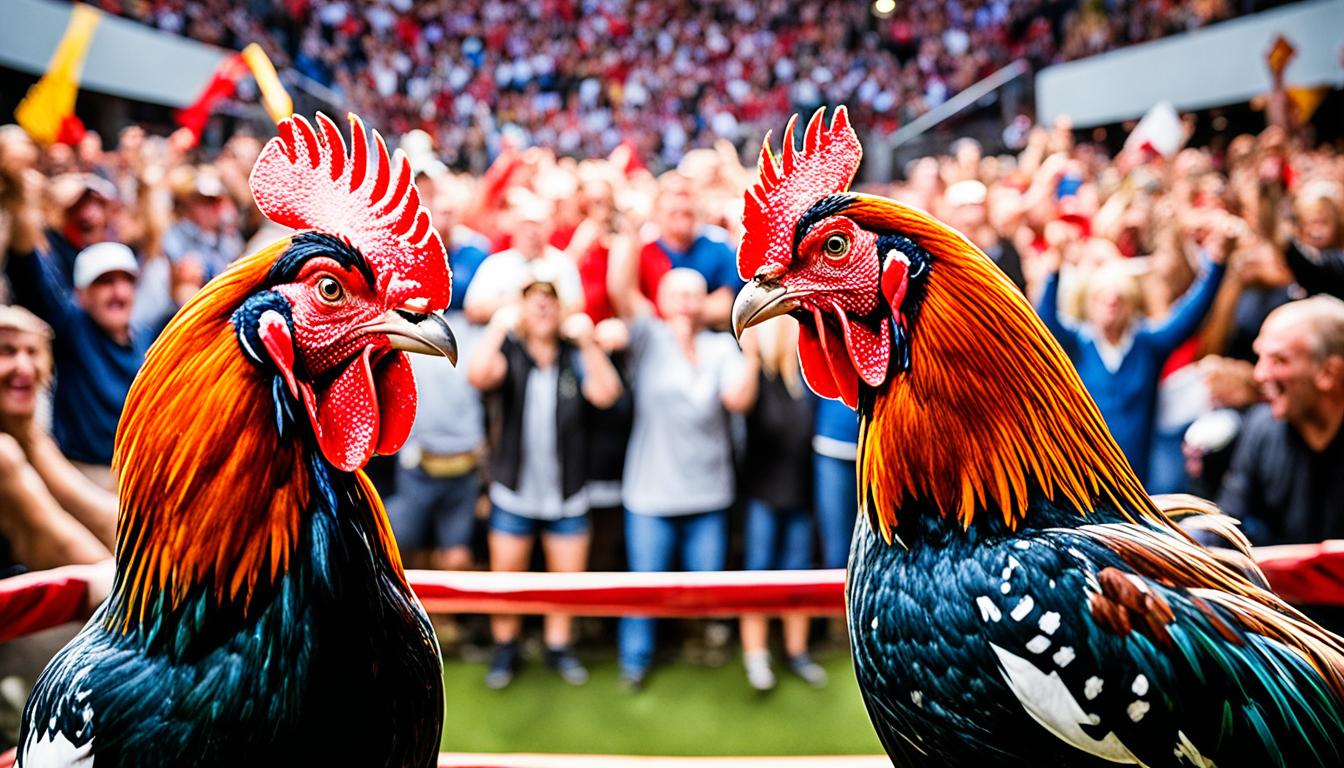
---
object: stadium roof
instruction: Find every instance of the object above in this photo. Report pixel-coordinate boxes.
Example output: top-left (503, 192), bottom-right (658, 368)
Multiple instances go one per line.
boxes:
top-left (0, 0), bottom-right (228, 109)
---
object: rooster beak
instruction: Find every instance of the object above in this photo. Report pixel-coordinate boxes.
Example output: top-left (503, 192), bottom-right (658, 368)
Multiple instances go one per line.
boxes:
top-left (732, 280), bottom-right (798, 341)
top-left (367, 310), bottom-right (458, 365)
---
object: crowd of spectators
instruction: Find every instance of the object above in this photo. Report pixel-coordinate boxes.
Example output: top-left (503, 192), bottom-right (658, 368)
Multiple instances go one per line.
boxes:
top-left (3, 95), bottom-right (1343, 696)
top-left (87, 0), bottom-right (1251, 172)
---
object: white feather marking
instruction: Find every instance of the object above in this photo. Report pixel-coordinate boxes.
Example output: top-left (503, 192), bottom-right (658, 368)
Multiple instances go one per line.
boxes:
top-left (1010, 596), bottom-right (1035, 622)
top-left (1052, 646), bottom-right (1076, 668)
top-left (1084, 677), bottom-right (1104, 700)
top-left (21, 729), bottom-right (95, 768)
top-left (1039, 611), bottom-right (1061, 635)
top-left (989, 644), bottom-right (1144, 765)
top-left (1025, 635), bottom-right (1051, 654)
top-left (1132, 675), bottom-right (1149, 696)
top-left (1128, 700), bottom-right (1150, 722)
top-left (976, 596), bottom-right (1002, 622)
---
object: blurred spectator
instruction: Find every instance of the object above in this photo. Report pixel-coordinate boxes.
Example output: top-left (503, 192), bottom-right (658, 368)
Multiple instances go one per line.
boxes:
top-left (638, 176), bottom-right (740, 328)
top-left (1283, 180), bottom-right (1344, 299)
top-left (1217, 296), bottom-right (1344, 544)
top-left (0, 305), bottom-right (114, 573)
top-left (133, 167), bottom-right (244, 327)
top-left (945, 178), bottom-right (1025, 291)
top-left (1036, 216), bottom-right (1229, 484)
top-left (27, 173), bottom-right (120, 291)
top-left (468, 266), bottom-right (622, 689)
top-left (386, 176), bottom-right (492, 576)
top-left (609, 257), bottom-right (758, 689)
top-left (737, 316), bottom-right (827, 692)
top-left (6, 242), bottom-right (159, 488)
top-left (813, 397), bottom-right (860, 572)
top-left (463, 193), bottom-right (584, 324)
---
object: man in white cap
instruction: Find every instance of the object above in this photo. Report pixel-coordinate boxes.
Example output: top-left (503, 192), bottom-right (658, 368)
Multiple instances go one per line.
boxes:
top-left (5, 240), bottom-right (155, 488)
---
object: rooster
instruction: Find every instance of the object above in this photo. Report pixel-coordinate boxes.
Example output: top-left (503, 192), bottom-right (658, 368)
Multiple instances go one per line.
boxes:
top-left (18, 113), bottom-right (456, 767)
top-left (732, 107), bottom-right (1344, 767)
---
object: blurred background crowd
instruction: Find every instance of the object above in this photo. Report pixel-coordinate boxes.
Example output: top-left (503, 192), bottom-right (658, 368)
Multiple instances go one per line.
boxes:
top-left (92, 0), bottom-right (1253, 171)
top-left (1, 0), bottom-right (1343, 702)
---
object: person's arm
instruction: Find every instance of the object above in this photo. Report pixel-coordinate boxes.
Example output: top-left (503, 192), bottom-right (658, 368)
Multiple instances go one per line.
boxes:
top-left (1033, 254), bottom-right (1083, 356)
top-left (1283, 240), bottom-right (1344, 299)
top-left (556, 257), bottom-right (588, 317)
top-left (563, 313), bottom-right (623, 409)
top-left (607, 232), bottom-right (655, 318)
top-left (720, 327), bottom-right (761, 414)
top-left (1144, 250), bottom-right (1227, 356)
top-left (20, 429), bottom-right (117, 548)
top-left (5, 243), bottom-right (77, 336)
top-left (466, 309), bottom-right (515, 392)
top-left (0, 435), bottom-right (111, 569)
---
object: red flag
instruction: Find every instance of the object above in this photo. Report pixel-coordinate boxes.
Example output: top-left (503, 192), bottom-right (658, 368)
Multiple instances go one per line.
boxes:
top-left (175, 53), bottom-right (248, 145)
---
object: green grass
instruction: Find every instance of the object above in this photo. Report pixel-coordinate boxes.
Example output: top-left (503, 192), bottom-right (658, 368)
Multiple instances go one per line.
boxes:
top-left (440, 646), bottom-right (883, 756)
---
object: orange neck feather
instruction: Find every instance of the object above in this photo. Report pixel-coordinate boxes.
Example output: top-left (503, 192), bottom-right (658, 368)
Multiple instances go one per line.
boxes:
top-left (109, 241), bottom-right (401, 630)
top-left (848, 200), bottom-right (1158, 542)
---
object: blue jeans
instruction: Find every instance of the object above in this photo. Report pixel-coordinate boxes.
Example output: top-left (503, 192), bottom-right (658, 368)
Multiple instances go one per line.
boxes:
top-left (743, 498), bottom-right (813, 571)
top-left (813, 454), bottom-right (858, 570)
top-left (489, 505), bottom-right (590, 537)
top-left (618, 508), bottom-right (727, 675)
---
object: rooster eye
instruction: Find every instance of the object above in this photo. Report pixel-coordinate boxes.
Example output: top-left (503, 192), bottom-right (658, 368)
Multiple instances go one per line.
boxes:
top-left (316, 277), bottom-right (344, 303)
top-left (822, 233), bottom-right (850, 260)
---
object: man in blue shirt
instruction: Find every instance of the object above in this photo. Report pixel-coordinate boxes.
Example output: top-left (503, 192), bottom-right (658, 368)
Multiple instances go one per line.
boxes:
top-left (6, 242), bottom-right (155, 488)
top-left (1037, 233), bottom-right (1228, 485)
top-left (638, 176), bottom-right (742, 329)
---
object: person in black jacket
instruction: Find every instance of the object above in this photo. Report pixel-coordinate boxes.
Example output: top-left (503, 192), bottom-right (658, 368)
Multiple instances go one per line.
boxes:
top-left (1283, 181), bottom-right (1344, 299)
top-left (737, 316), bottom-right (828, 691)
top-left (467, 265), bottom-right (623, 689)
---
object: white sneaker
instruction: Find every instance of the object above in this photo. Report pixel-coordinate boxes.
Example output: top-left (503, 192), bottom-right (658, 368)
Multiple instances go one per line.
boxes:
top-left (745, 651), bottom-right (776, 691)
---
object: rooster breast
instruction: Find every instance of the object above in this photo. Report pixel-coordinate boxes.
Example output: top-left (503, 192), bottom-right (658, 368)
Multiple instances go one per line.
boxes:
top-left (847, 516), bottom-right (1344, 767)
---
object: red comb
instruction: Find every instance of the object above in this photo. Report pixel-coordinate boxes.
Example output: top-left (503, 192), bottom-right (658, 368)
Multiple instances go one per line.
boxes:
top-left (250, 113), bottom-right (450, 310)
top-left (738, 106), bottom-right (862, 280)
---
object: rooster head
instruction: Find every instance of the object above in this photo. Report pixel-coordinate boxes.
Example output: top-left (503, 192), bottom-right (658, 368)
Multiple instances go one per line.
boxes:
top-left (732, 107), bottom-right (1157, 537)
top-left (233, 113), bottom-right (456, 472)
top-left (731, 106), bottom-right (993, 410)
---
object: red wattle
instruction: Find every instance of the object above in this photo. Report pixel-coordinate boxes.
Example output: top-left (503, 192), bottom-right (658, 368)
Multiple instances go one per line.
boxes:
top-left (798, 317), bottom-right (841, 402)
top-left (374, 351), bottom-right (417, 455)
top-left (831, 299), bottom-right (890, 387)
top-left (811, 306), bottom-right (859, 409)
top-left (315, 347), bottom-right (380, 472)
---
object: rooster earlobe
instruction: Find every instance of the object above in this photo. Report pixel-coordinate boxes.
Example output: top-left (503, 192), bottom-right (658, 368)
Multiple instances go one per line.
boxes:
top-left (256, 310), bottom-right (304, 403)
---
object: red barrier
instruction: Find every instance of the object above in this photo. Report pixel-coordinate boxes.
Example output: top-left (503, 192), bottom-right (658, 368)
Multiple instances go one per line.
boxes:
top-left (412, 569), bottom-right (846, 617)
top-left (1250, 541), bottom-right (1344, 606)
top-left (6, 541), bottom-right (1344, 645)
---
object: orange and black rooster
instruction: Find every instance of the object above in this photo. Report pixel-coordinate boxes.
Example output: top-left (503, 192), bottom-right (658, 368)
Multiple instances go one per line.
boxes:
top-left (733, 107), bottom-right (1344, 767)
top-left (18, 113), bottom-right (455, 767)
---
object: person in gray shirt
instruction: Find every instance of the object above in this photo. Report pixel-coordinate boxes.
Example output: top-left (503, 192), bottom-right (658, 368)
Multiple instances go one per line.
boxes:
top-left (468, 266), bottom-right (623, 690)
top-left (608, 246), bottom-right (761, 689)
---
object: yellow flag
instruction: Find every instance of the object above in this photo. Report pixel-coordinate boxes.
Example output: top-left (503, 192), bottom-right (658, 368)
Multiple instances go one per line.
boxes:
top-left (1286, 85), bottom-right (1328, 122)
top-left (242, 43), bottom-right (293, 124)
top-left (15, 4), bottom-right (101, 145)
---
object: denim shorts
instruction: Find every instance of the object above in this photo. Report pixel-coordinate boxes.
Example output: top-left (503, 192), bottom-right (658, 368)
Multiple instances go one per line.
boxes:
top-left (489, 505), bottom-right (590, 537)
